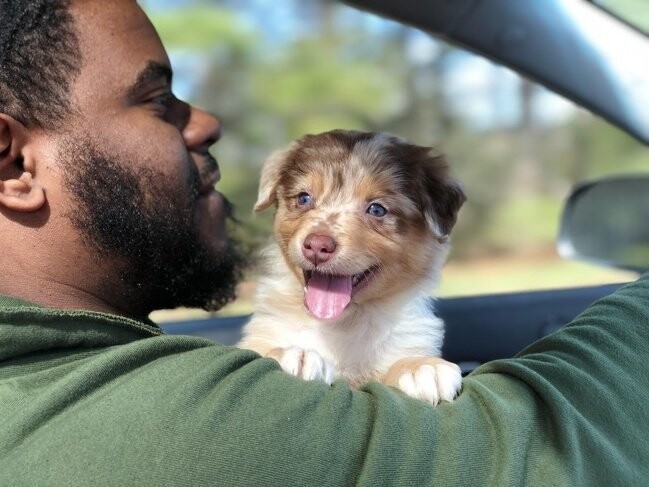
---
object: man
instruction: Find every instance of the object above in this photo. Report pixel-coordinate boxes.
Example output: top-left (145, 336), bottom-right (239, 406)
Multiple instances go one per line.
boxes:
top-left (0, 1), bottom-right (647, 485)
top-left (0, 0), bottom-right (244, 316)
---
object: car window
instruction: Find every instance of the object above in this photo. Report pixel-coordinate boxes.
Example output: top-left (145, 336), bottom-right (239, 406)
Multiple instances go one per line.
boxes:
top-left (141, 0), bottom-right (641, 322)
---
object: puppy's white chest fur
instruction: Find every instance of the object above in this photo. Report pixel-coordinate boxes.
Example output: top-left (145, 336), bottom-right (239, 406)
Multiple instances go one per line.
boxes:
top-left (239, 244), bottom-right (445, 386)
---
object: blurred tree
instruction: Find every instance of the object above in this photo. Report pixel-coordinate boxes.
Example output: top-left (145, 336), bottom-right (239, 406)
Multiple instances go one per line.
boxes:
top-left (144, 0), bottom-right (649, 265)
top-left (597, 0), bottom-right (649, 33)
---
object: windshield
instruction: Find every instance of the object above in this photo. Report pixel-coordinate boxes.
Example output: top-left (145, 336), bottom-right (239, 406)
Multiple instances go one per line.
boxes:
top-left (140, 1), bottom-right (642, 323)
top-left (592, 0), bottom-right (649, 34)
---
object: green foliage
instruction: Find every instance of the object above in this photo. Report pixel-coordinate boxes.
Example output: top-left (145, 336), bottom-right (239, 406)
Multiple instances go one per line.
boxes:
top-left (484, 196), bottom-right (562, 253)
top-left (149, 7), bottom-right (255, 50)
top-left (251, 39), bottom-right (405, 138)
top-left (144, 1), bottom-right (649, 266)
top-left (600, 0), bottom-right (649, 32)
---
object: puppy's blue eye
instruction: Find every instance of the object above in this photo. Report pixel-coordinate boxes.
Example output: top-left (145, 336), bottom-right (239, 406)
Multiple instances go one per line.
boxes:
top-left (367, 203), bottom-right (387, 217)
top-left (297, 192), bottom-right (312, 206)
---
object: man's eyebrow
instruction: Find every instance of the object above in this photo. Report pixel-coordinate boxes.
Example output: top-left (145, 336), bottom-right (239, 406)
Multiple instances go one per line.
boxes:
top-left (127, 61), bottom-right (173, 100)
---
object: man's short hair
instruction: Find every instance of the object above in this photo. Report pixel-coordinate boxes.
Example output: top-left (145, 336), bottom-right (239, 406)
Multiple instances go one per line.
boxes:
top-left (0, 0), bottom-right (81, 129)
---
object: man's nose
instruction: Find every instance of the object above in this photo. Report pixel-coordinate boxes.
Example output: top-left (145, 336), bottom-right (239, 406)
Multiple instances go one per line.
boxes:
top-left (182, 107), bottom-right (222, 150)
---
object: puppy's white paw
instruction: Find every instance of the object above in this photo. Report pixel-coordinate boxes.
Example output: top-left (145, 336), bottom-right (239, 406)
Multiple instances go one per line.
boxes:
top-left (383, 357), bottom-right (462, 405)
top-left (267, 347), bottom-right (335, 385)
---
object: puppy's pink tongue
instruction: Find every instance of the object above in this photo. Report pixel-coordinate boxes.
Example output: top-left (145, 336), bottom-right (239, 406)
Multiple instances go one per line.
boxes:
top-left (305, 272), bottom-right (352, 320)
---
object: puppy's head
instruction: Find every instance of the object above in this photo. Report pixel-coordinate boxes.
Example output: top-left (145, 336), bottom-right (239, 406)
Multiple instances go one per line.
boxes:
top-left (256, 130), bottom-right (465, 320)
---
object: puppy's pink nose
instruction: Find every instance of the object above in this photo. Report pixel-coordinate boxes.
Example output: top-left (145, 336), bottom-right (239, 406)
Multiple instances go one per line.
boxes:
top-left (303, 234), bottom-right (337, 266)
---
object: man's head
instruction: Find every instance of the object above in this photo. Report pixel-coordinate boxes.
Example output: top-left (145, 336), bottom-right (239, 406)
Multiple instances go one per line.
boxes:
top-left (0, 0), bottom-right (80, 129)
top-left (0, 0), bottom-right (245, 318)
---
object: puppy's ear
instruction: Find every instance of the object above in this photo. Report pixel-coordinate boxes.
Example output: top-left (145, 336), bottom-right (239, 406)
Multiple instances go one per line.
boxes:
top-left (254, 148), bottom-right (290, 212)
top-left (421, 153), bottom-right (466, 239)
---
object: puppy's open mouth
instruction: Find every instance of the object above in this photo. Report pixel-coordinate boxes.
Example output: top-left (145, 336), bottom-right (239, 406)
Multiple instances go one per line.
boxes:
top-left (302, 267), bottom-right (377, 321)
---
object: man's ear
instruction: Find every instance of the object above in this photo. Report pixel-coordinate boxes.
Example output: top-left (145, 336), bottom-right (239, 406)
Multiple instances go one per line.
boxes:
top-left (0, 114), bottom-right (46, 213)
top-left (253, 147), bottom-right (291, 212)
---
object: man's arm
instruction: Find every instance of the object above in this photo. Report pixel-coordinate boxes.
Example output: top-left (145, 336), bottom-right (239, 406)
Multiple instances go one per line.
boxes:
top-left (198, 274), bottom-right (649, 485)
top-left (2, 276), bottom-right (648, 486)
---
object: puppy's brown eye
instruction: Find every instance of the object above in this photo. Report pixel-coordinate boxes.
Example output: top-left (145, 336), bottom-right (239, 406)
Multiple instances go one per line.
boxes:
top-left (367, 202), bottom-right (387, 217)
top-left (297, 192), bottom-right (312, 207)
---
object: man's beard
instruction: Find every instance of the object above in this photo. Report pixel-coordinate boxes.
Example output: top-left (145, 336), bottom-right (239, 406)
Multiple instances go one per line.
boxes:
top-left (59, 136), bottom-right (247, 317)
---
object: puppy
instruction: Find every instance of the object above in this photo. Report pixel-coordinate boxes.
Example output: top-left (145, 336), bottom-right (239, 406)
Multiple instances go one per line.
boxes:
top-left (239, 130), bottom-right (466, 404)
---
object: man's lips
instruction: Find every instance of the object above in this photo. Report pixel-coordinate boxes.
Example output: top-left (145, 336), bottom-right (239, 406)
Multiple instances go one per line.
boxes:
top-left (198, 154), bottom-right (221, 195)
top-left (194, 154), bottom-right (237, 222)
top-left (197, 186), bottom-right (237, 224)
top-left (199, 178), bottom-right (219, 196)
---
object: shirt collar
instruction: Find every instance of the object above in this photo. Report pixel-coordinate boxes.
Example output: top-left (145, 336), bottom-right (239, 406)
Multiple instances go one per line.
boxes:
top-left (0, 294), bottom-right (162, 361)
top-left (0, 294), bottom-right (39, 309)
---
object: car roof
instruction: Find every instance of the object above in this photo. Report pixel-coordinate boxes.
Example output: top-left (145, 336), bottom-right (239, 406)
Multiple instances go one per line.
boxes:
top-left (342, 0), bottom-right (649, 145)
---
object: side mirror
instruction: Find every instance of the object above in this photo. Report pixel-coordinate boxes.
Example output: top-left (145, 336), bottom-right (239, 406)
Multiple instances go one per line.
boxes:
top-left (558, 174), bottom-right (649, 272)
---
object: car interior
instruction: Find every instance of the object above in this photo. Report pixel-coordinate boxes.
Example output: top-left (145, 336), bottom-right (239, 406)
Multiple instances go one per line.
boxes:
top-left (160, 0), bottom-right (649, 375)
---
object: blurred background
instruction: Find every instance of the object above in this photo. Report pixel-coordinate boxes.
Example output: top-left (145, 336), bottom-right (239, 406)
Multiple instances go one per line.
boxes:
top-left (141, 0), bottom-right (646, 321)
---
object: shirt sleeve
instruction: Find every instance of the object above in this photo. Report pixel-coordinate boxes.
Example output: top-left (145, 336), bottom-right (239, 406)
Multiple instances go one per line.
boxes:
top-left (5, 275), bottom-right (647, 486)
top-left (154, 274), bottom-right (649, 486)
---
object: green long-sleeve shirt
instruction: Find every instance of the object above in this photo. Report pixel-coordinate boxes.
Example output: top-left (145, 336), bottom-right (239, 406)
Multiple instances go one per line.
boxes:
top-left (1, 276), bottom-right (648, 486)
